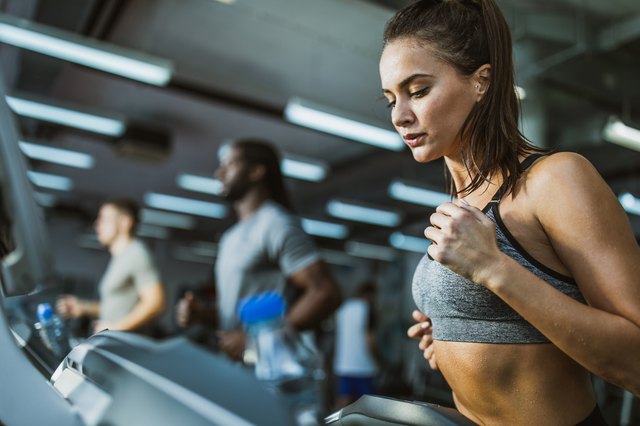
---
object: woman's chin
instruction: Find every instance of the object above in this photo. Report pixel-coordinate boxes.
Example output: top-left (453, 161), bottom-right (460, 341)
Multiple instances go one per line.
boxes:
top-left (410, 147), bottom-right (436, 163)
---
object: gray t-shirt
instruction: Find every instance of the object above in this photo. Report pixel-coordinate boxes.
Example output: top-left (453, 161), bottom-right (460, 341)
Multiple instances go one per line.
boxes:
top-left (98, 239), bottom-right (161, 325)
top-left (215, 201), bottom-right (321, 331)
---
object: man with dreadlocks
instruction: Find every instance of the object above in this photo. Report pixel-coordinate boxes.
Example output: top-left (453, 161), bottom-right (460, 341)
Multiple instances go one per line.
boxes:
top-left (176, 139), bottom-right (341, 360)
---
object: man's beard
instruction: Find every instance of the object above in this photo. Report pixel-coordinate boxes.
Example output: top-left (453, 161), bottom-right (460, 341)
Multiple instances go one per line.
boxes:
top-left (222, 177), bottom-right (252, 202)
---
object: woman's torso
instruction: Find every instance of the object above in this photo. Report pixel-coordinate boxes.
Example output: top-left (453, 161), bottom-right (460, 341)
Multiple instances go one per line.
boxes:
top-left (421, 156), bottom-right (597, 424)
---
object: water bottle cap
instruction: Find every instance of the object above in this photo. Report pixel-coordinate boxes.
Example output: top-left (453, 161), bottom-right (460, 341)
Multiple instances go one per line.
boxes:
top-left (37, 303), bottom-right (53, 321)
top-left (238, 292), bottom-right (286, 325)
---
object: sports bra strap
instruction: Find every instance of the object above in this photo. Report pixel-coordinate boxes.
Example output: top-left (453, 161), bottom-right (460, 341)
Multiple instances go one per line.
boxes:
top-left (518, 153), bottom-right (544, 172)
top-left (489, 153), bottom-right (545, 203)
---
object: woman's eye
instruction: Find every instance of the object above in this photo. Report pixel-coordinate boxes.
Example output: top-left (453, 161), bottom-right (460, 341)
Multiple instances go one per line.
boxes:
top-left (386, 100), bottom-right (396, 109)
top-left (410, 88), bottom-right (429, 98)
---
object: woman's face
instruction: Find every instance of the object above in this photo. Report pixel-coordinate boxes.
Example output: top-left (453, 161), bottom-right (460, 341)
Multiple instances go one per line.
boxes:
top-left (379, 38), bottom-right (479, 163)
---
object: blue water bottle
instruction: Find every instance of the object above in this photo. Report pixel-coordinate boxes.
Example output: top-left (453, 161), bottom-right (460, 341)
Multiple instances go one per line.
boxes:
top-left (239, 292), bottom-right (325, 426)
top-left (36, 302), bottom-right (70, 358)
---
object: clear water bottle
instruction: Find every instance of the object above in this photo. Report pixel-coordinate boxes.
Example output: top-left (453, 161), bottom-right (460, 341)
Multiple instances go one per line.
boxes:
top-left (238, 292), bottom-right (325, 426)
top-left (36, 302), bottom-right (70, 358)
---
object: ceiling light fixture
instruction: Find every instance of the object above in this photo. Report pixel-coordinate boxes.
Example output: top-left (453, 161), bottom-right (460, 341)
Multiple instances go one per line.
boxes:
top-left (284, 97), bottom-right (404, 151)
top-left (320, 249), bottom-right (357, 267)
top-left (389, 232), bottom-right (430, 253)
top-left (0, 14), bottom-right (173, 86)
top-left (388, 180), bottom-right (450, 208)
top-left (281, 157), bottom-right (328, 182)
top-left (76, 233), bottom-right (103, 251)
top-left (136, 224), bottom-right (170, 240)
top-left (144, 192), bottom-right (227, 219)
top-left (140, 208), bottom-right (196, 230)
top-left (176, 174), bottom-right (223, 196)
top-left (33, 191), bottom-right (57, 207)
top-left (602, 116), bottom-right (640, 151)
top-left (326, 199), bottom-right (401, 227)
top-left (345, 241), bottom-right (396, 262)
top-left (19, 140), bottom-right (95, 169)
top-left (188, 241), bottom-right (218, 258)
top-left (301, 218), bottom-right (348, 239)
top-left (6, 95), bottom-right (126, 136)
top-left (173, 248), bottom-right (214, 264)
top-left (27, 171), bottom-right (73, 191)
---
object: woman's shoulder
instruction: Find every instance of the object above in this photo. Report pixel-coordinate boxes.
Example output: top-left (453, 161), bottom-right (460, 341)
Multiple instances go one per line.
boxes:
top-left (522, 151), bottom-right (615, 219)
top-left (528, 151), bottom-right (595, 178)
top-left (523, 151), bottom-right (600, 196)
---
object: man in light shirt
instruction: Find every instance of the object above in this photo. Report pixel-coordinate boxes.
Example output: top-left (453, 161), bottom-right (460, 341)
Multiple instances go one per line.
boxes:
top-left (57, 198), bottom-right (166, 336)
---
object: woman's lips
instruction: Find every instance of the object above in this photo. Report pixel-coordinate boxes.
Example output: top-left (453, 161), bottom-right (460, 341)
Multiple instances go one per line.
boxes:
top-left (403, 133), bottom-right (426, 148)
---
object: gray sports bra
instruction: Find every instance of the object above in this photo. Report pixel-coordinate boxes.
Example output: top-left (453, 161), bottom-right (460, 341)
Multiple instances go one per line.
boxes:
top-left (412, 155), bottom-right (586, 344)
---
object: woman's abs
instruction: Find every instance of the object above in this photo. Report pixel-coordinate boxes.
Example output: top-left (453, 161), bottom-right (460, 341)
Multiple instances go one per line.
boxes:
top-left (434, 341), bottom-right (596, 425)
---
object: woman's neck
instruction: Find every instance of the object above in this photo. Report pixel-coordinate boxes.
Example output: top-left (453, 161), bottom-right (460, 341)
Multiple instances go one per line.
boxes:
top-left (444, 155), bottom-right (502, 207)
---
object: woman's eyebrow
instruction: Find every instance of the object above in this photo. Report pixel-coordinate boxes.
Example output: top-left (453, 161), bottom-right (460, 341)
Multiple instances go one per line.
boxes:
top-left (382, 73), bottom-right (434, 94)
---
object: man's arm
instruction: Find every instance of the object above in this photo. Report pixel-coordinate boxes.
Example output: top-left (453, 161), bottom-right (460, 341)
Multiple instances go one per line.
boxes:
top-left (285, 260), bottom-right (342, 330)
top-left (56, 295), bottom-right (100, 319)
top-left (218, 260), bottom-right (341, 360)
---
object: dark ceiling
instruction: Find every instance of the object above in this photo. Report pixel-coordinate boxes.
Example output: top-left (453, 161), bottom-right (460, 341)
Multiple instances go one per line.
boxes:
top-left (1, 0), bottom-right (639, 263)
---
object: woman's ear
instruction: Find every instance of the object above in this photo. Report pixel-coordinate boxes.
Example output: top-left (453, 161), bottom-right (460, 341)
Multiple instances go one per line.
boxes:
top-left (474, 64), bottom-right (491, 101)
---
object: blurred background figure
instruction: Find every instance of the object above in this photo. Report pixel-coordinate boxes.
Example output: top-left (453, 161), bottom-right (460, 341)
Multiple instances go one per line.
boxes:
top-left (333, 280), bottom-right (379, 409)
top-left (57, 198), bottom-right (166, 336)
top-left (175, 139), bottom-right (341, 360)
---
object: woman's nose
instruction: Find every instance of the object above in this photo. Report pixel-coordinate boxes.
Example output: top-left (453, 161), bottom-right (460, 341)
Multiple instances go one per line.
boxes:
top-left (391, 100), bottom-right (415, 128)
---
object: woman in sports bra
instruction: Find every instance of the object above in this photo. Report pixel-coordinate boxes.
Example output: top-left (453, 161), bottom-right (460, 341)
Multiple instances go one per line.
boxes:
top-left (379, 1), bottom-right (640, 425)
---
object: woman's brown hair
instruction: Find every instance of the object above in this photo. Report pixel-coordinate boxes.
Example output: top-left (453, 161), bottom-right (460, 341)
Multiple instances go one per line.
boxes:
top-left (383, 0), bottom-right (546, 197)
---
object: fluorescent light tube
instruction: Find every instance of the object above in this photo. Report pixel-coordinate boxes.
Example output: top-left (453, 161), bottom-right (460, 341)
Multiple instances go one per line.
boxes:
top-left (281, 158), bottom-right (327, 182)
top-left (136, 224), bottom-right (170, 239)
top-left (173, 247), bottom-right (215, 264)
top-left (0, 14), bottom-right (173, 86)
top-left (140, 208), bottom-right (196, 229)
top-left (389, 232), bottom-right (431, 253)
top-left (177, 174), bottom-right (223, 196)
top-left (144, 192), bottom-right (227, 219)
top-left (178, 157), bottom-right (327, 193)
top-left (388, 180), bottom-right (450, 208)
top-left (603, 117), bottom-right (640, 151)
top-left (189, 241), bottom-right (218, 258)
top-left (76, 233), bottom-right (103, 250)
top-left (6, 96), bottom-right (125, 136)
top-left (19, 140), bottom-right (94, 168)
top-left (320, 249), bottom-right (357, 267)
top-left (284, 97), bottom-right (404, 151)
top-left (327, 199), bottom-right (401, 227)
top-left (27, 171), bottom-right (73, 191)
top-left (619, 192), bottom-right (640, 216)
top-left (345, 241), bottom-right (396, 262)
top-left (301, 218), bottom-right (348, 239)
top-left (33, 191), bottom-right (57, 207)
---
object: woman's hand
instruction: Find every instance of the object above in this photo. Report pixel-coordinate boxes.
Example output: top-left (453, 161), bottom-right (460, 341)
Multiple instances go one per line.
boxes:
top-left (425, 199), bottom-right (502, 285)
top-left (407, 310), bottom-right (438, 370)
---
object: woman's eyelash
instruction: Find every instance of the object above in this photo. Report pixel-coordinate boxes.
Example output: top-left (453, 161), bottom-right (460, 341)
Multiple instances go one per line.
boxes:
top-left (410, 87), bottom-right (430, 97)
top-left (383, 88), bottom-right (429, 109)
